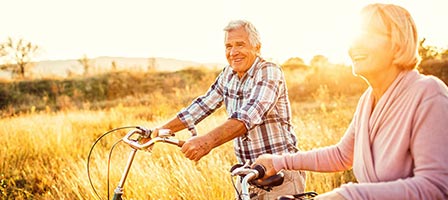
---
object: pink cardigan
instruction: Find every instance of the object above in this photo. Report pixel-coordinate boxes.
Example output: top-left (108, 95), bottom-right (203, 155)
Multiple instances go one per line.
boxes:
top-left (272, 70), bottom-right (448, 199)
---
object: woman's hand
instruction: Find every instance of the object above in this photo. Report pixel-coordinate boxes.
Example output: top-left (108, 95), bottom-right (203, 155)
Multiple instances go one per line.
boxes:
top-left (252, 154), bottom-right (279, 180)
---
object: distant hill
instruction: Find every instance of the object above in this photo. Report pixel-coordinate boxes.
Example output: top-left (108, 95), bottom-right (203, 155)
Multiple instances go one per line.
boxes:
top-left (0, 56), bottom-right (225, 79)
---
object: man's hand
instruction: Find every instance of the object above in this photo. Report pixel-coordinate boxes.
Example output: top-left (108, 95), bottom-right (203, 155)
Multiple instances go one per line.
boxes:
top-left (180, 135), bottom-right (214, 162)
top-left (252, 154), bottom-right (278, 180)
top-left (179, 118), bottom-right (246, 162)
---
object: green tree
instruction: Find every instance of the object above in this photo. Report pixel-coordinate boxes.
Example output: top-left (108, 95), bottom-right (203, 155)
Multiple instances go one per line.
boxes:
top-left (418, 38), bottom-right (439, 61)
top-left (0, 37), bottom-right (39, 78)
top-left (78, 54), bottom-right (92, 75)
top-left (310, 55), bottom-right (329, 68)
top-left (418, 38), bottom-right (448, 85)
top-left (0, 45), bottom-right (6, 57)
top-left (442, 49), bottom-right (448, 60)
top-left (148, 57), bottom-right (157, 72)
top-left (282, 57), bottom-right (308, 70)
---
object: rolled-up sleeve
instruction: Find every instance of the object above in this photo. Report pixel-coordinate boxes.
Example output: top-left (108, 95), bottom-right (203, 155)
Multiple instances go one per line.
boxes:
top-left (230, 64), bottom-right (282, 130)
top-left (177, 72), bottom-right (224, 130)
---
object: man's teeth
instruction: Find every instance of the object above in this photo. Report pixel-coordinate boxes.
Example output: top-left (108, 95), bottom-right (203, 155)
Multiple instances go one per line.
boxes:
top-left (353, 55), bottom-right (367, 61)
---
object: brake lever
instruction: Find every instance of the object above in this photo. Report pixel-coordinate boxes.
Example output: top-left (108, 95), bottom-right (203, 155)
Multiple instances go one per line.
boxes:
top-left (134, 126), bottom-right (149, 138)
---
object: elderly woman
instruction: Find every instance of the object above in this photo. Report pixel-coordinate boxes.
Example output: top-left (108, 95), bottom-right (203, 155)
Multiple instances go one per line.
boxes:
top-left (253, 3), bottom-right (448, 200)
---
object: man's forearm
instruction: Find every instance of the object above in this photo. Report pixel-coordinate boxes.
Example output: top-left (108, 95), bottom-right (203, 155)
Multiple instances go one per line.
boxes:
top-left (159, 116), bottom-right (187, 133)
top-left (206, 119), bottom-right (247, 148)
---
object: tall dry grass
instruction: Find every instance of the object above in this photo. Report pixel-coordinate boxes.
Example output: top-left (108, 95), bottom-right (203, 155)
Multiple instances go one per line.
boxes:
top-left (1, 66), bottom-right (364, 199)
top-left (0, 92), bottom-right (358, 199)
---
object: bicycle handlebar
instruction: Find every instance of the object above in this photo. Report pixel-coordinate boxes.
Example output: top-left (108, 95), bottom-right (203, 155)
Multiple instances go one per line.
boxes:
top-left (89, 126), bottom-right (191, 200)
top-left (231, 164), bottom-right (265, 180)
top-left (230, 162), bottom-right (285, 200)
top-left (230, 162), bottom-right (317, 200)
top-left (122, 128), bottom-right (185, 150)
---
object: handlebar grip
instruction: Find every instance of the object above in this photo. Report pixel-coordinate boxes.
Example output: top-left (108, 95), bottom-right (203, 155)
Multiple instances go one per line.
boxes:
top-left (252, 164), bottom-right (266, 180)
top-left (177, 140), bottom-right (185, 147)
top-left (253, 172), bottom-right (284, 187)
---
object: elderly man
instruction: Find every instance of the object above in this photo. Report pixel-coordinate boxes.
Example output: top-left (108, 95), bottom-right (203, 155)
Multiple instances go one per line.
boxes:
top-left (152, 19), bottom-right (305, 199)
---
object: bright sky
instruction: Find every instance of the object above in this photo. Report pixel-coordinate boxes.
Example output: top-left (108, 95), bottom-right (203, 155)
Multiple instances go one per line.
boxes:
top-left (1, 0), bottom-right (447, 65)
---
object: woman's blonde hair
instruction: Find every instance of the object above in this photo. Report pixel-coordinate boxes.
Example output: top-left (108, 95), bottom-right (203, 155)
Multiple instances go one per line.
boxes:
top-left (361, 4), bottom-right (420, 70)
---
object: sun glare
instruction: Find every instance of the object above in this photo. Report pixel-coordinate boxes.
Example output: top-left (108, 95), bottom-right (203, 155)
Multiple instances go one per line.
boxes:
top-left (0, 0), bottom-right (446, 67)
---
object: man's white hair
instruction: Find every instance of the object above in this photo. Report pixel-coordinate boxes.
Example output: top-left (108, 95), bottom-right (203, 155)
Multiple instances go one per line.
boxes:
top-left (223, 20), bottom-right (261, 48)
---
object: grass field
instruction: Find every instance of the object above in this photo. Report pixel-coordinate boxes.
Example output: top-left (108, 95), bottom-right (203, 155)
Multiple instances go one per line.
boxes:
top-left (1, 34), bottom-right (446, 200)
top-left (0, 92), bottom-right (359, 199)
top-left (0, 66), bottom-right (365, 199)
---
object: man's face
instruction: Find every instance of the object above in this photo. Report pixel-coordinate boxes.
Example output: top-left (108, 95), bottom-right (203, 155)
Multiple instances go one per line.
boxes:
top-left (225, 27), bottom-right (260, 78)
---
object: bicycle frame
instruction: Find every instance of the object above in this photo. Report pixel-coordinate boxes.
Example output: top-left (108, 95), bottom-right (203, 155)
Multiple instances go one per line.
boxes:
top-left (89, 126), bottom-right (314, 200)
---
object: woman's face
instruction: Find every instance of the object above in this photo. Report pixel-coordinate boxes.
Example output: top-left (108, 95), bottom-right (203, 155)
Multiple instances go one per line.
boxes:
top-left (348, 26), bottom-right (395, 80)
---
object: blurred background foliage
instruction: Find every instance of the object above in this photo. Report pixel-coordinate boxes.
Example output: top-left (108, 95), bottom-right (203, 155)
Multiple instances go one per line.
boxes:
top-left (1, 38), bottom-right (446, 117)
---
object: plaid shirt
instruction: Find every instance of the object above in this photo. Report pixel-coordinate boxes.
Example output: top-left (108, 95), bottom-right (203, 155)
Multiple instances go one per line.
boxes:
top-left (177, 57), bottom-right (298, 164)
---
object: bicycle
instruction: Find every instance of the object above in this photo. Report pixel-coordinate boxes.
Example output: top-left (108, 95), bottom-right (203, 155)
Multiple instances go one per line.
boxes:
top-left (87, 126), bottom-right (189, 200)
top-left (87, 126), bottom-right (317, 200)
top-left (229, 162), bottom-right (318, 200)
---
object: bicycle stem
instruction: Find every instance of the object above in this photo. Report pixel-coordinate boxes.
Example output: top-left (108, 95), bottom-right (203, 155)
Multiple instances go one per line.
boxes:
top-left (240, 173), bottom-right (257, 200)
top-left (231, 162), bottom-right (265, 200)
